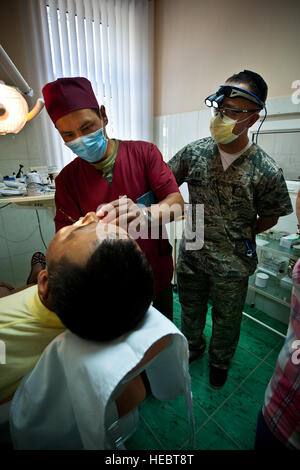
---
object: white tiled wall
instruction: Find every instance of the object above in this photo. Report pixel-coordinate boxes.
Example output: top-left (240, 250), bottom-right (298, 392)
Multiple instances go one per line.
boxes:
top-left (0, 204), bottom-right (55, 287)
top-left (155, 109), bottom-right (210, 161)
top-left (0, 119), bottom-right (49, 179)
top-left (0, 115), bottom-right (64, 287)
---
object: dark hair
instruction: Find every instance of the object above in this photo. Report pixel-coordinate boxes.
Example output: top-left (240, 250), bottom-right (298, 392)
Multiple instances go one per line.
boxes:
top-left (92, 108), bottom-right (101, 119)
top-left (226, 69), bottom-right (268, 104)
top-left (48, 239), bottom-right (154, 341)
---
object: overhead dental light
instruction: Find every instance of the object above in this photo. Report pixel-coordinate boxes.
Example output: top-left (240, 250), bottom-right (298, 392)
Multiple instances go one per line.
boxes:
top-left (0, 44), bottom-right (44, 135)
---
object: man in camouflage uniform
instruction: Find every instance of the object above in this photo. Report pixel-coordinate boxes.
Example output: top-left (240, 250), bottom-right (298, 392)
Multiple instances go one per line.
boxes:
top-left (168, 70), bottom-right (293, 388)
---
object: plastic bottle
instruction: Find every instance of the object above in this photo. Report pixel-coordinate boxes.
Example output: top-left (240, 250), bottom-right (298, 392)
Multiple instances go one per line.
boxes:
top-left (25, 171), bottom-right (45, 196)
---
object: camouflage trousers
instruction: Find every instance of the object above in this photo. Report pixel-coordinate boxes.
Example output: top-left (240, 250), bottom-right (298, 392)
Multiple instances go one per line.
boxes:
top-left (177, 270), bottom-right (249, 369)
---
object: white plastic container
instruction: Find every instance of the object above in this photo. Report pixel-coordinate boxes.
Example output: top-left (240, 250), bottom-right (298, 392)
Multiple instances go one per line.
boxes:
top-left (25, 172), bottom-right (44, 196)
top-left (255, 272), bottom-right (269, 288)
top-left (280, 234), bottom-right (299, 249)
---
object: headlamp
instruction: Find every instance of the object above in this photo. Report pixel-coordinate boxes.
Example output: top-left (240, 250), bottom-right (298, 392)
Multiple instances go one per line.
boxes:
top-left (205, 93), bottom-right (218, 107)
top-left (205, 85), bottom-right (265, 110)
top-left (205, 93), bottom-right (226, 108)
top-left (204, 85), bottom-right (267, 144)
top-left (212, 95), bottom-right (224, 108)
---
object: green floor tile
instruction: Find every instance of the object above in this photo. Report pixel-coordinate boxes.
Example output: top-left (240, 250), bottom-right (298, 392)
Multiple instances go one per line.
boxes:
top-left (189, 349), bottom-right (259, 417)
top-left (229, 345), bottom-right (261, 383)
top-left (205, 308), bottom-right (213, 327)
top-left (194, 419), bottom-right (240, 450)
top-left (125, 416), bottom-right (163, 450)
top-left (213, 388), bottom-right (261, 450)
top-left (243, 303), bottom-right (288, 336)
top-left (190, 371), bottom-right (240, 417)
top-left (242, 303), bottom-right (260, 318)
top-left (240, 361), bottom-right (274, 404)
top-left (138, 394), bottom-right (206, 450)
top-left (189, 351), bottom-right (210, 381)
top-left (173, 292), bottom-right (180, 305)
top-left (173, 295), bottom-right (182, 330)
top-left (189, 334), bottom-right (260, 384)
top-left (238, 315), bottom-right (282, 360)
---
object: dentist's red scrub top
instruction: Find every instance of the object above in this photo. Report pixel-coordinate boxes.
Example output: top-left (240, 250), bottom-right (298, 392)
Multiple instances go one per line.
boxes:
top-left (54, 140), bottom-right (180, 298)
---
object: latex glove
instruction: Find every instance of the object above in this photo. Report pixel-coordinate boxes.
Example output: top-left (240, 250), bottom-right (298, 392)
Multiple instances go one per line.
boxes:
top-left (96, 197), bottom-right (149, 237)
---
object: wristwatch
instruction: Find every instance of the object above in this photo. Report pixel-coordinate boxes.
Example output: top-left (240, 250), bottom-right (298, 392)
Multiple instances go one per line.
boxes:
top-left (141, 208), bottom-right (154, 227)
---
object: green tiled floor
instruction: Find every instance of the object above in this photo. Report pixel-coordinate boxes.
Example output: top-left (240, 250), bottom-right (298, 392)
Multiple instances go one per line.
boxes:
top-left (125, 292), bottom-right (287, 450)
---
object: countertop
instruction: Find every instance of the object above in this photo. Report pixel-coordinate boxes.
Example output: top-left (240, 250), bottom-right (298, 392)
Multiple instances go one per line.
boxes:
top-left (0, 192), bottom-right (55, 206)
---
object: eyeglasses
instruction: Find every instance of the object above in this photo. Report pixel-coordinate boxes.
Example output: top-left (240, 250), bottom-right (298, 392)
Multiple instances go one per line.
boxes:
top-left (213, 106), bottom-right (261, 119)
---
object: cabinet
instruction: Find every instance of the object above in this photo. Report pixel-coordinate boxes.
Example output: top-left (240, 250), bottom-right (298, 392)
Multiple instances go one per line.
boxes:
top-left (246, 234), bottom-right (299, 325)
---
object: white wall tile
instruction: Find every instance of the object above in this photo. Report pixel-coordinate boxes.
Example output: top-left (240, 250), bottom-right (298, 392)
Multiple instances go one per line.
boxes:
top-left (10, 252), bottom-right (35, 287)
top-left (0, 255), bottom-right (14, 286)
top-left (0, 203), bottom-right (54, 286)
top-left (0, 205), bottom-right (52, 271)
top-left (197, 109), bottom-right (211, 139)
top-left (176, 111), bottom-right (199, 151)
top-left (4, 207), bottom-right (38, 255)
top-left (0, 114), bottom-right (52, 177)
top-left (35, 208), bottom-right (56, 247)
top-left (0, 209), bottom-right (9, 258)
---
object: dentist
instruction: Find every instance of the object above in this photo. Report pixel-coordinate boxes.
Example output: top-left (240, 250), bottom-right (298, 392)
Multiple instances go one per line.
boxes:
top-left (42, 77), bottom-right (184, 321)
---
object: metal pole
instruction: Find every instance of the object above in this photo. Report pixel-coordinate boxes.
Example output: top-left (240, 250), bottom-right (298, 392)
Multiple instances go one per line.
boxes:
top-left (0, 45), bottom-right (32, 96)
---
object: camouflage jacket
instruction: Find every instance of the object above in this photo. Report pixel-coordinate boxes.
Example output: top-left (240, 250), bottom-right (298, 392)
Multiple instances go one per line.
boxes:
top-left (168, 137), bottom-right (293, 278)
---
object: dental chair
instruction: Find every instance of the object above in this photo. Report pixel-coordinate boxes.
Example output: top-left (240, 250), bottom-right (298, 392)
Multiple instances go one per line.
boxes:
top-left (8, 306), bottom-right (195, 450)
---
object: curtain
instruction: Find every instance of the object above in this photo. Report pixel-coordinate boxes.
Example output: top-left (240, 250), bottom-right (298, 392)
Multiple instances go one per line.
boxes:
top-left (20, 0), bottom-right (154, 170)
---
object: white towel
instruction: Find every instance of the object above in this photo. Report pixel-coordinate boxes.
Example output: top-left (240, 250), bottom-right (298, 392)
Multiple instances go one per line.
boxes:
top-left (10, 306), bottom-right (194, 450)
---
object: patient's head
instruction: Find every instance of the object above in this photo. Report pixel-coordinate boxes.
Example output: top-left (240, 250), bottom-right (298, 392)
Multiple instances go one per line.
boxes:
top-left (38, 214), bottom-right (154, 341)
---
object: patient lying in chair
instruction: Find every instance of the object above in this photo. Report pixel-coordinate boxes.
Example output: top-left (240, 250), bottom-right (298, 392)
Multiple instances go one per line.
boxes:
top-left (0, 212), bottom-right (154, 405)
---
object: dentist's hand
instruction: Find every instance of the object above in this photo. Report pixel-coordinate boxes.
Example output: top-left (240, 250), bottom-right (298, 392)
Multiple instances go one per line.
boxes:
top-left (96, 197), bottom-right (149, 232)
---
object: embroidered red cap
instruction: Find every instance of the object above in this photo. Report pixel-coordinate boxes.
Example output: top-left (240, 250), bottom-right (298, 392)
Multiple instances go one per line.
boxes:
top-left (42, 77), bottom-right (99, 124)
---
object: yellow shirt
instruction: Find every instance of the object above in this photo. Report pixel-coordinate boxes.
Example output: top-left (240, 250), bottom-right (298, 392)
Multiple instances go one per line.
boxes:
top-left (0, 285), bottom-right (65, 402)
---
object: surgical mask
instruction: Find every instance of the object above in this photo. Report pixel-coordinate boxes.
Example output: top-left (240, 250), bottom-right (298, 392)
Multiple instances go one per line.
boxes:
top-left (210, 113), bottom-right (249, 145)
top-left (65, 127), bottom-right (108, 163)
